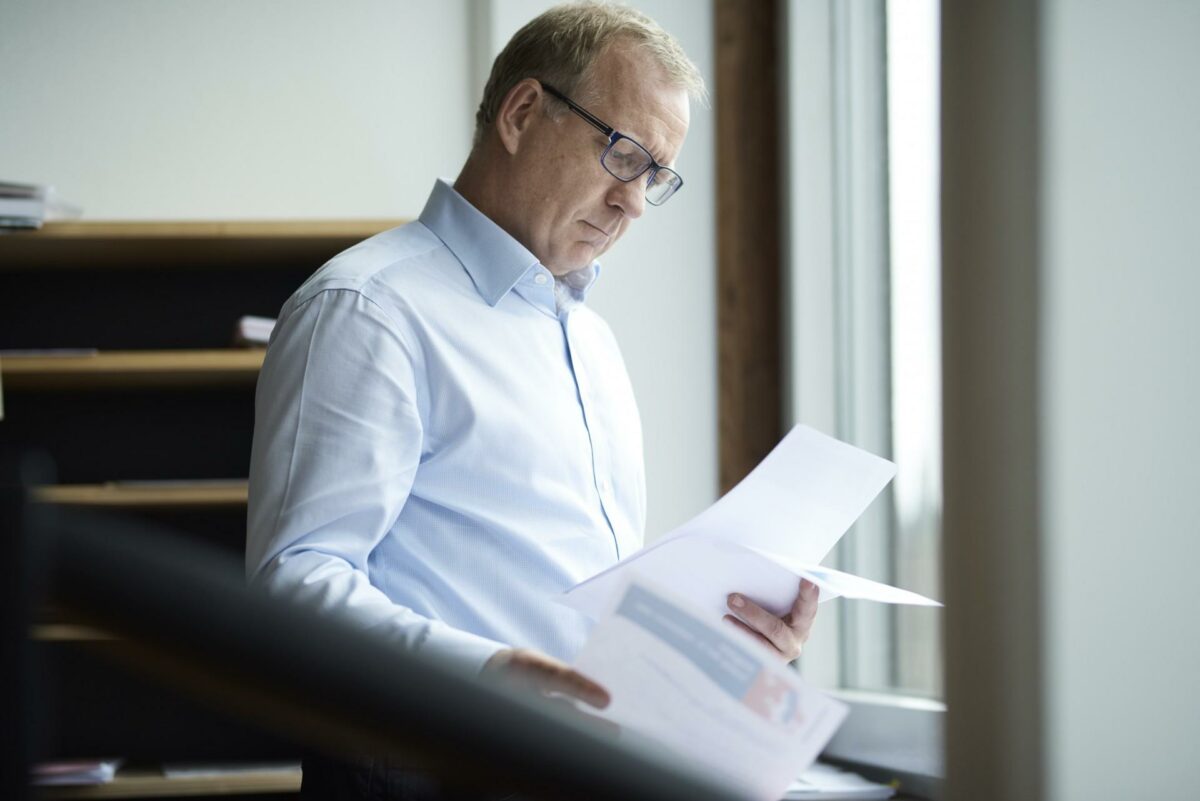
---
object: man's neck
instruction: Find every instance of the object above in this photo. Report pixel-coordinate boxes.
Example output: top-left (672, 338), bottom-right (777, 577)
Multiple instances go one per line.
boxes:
top-left (453, 152), bottom-right (515, 243)
top-left (453, 151), bottom-right (592, 284)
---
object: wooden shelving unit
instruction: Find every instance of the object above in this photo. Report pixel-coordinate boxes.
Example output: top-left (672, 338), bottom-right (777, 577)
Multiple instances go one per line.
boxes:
top-left (1, 350), bottom-right (265, 390)
top-left (31, 481), bottom-right (249, 509)
top-left (36, 766), bottom-right (301, 799)
top-left (4, 219), bottom-right (400, 796)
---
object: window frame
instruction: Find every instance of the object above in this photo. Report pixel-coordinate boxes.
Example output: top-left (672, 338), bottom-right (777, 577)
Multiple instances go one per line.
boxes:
top-left (783, 0), bottom-right (944, 792)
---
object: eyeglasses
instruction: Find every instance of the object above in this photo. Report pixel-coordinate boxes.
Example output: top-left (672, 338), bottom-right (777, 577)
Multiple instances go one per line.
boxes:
top-left (541, 82), bottom-right (684, 207)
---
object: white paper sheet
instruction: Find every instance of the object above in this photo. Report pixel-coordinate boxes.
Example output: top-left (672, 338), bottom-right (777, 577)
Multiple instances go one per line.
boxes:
top-left (654, 425), bottom-right (898, 560)
top-left (784, 763), bottom-right (895, 799)
top-left (574, 578), bottom-right (848, 801)
top-left (754, 549), bottom-right (941, 607)
top-left (563, 425), bottom-right (939, 621)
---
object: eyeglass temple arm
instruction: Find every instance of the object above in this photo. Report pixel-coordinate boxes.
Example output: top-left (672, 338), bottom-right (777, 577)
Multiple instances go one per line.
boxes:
top-left (540, 83), bottom-right (614, 138)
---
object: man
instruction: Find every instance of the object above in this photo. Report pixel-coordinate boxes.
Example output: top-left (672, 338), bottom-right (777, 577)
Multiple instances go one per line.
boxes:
top-left (246, 2), bottom-right (819, 798)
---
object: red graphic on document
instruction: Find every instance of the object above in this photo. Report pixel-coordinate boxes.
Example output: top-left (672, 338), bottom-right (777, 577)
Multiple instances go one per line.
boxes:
top-left (742, 670), bottom-right (804, 728)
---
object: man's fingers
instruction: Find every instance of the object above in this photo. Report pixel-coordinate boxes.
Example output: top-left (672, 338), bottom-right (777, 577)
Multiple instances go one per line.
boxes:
top-left (792, 579), bottom-right (820, 619)
top-left (800, 578), bottom-right (820, 604)
top-left (723, 614), bottom-right (780, 654)
top-left (543, 663), bottom-right (611, 709)
top-left (727, 593), bottom-right (795, 652)
top-left (484, 648), bottom-right (611, 708)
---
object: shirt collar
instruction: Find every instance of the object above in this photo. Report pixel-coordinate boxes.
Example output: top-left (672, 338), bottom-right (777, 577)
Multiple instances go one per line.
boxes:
top-left (418, 179), bottom-right (600, 309)
top-left (553, 262), bottom-right (600, 314)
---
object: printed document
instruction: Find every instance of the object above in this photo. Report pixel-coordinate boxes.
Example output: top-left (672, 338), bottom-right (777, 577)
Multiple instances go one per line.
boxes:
top-left (563, 425), bottom-right (940, 622)
top-left (574, 577), bottom-right (848, 801)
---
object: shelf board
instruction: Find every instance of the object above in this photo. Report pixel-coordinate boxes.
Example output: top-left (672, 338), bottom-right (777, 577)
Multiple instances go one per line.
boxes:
top-left (20, 220), bottom-right (401, 239)
top-left (35, 767), bottom-right (302, 799)
top-left (32, 481), bottom-right (249, 509)
top-left (1, 218), bottom-right (407, 271)
top-left (0, 349), bottom-right (264, 389)
top-left (32, 624), bottom-right (117, 642)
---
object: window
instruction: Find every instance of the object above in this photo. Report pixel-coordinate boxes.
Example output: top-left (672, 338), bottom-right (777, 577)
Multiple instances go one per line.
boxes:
top-left (785, 0), bottom-right (943, 785)
top-left (885, 0), bottom-right (942, 700)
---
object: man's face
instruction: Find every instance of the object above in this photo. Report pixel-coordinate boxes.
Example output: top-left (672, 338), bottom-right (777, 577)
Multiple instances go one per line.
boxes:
top-left (509, 47), bottom-right (691, 275)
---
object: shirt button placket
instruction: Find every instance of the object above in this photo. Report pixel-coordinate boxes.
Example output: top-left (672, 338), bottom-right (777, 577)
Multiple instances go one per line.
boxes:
top-left (565, 317), bottom-right (620, 558)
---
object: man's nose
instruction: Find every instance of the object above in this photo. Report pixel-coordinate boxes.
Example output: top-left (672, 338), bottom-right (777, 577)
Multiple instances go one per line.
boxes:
top-left (608, 176), bottom-right (646, 220)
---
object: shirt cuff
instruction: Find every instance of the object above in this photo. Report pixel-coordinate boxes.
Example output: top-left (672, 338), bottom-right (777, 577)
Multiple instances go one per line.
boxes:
top-left (416, 621), bottom-right (509, 676)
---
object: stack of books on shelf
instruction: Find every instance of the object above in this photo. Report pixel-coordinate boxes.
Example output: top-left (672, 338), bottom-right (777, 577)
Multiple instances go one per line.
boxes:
top-left (232, 315), bottom-right (276, 347)
top-left (0, 180), bottom-right (81, 229)
top-left (31, 759), bottom-right (121, 787)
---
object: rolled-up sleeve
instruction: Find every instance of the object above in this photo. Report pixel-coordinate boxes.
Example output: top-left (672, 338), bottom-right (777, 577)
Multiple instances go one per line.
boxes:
top-left (246, 287), bottom-right (506, 673)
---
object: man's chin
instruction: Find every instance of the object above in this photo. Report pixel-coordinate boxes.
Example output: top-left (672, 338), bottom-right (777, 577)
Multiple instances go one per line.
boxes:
top-left (579, 239), bottom-right (611, 262)
top-left (546, 244), bottom-right (603, 276)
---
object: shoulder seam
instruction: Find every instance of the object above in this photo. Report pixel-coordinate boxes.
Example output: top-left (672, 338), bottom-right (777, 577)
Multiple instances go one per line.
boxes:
top-left (288, 286), bottom-right (411, 346)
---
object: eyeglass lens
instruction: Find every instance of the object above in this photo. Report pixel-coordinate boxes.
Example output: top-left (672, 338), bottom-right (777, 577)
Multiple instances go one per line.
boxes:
top-left (645, 169), bottom-right (682, 205)
top-left (603, 137), bottom-right (653, 180)
top-left (602, 137), bottom-right (682, 205)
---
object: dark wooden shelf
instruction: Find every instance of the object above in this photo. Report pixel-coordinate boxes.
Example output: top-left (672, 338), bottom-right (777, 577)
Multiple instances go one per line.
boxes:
top-left (0, 219), bottom-right (405, 271)
top-left (32, 624), bottom-right (116, 642)
top-left (35, 765), bottom-right (301, 798)
top-left (1, 350), bottom-right (264, 389)
top-left (31, 481), bottom-right (249, 509)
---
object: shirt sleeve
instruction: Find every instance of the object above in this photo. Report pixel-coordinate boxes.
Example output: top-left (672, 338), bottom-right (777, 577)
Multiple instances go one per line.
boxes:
top-left (245, 287), bottom-right (506, 674)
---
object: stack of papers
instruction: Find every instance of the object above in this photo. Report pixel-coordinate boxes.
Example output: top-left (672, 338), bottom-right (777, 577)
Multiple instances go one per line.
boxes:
top-left (31, 760), bottom-right (121, 786)
top-left (785, 763), bottom-right (895, 799)
top-left (0, 181), bottom-right (81, 229)
top-left (566, 426), bottom-right (937, 799)
top-left (232, 315), bottom-right (276, 347)
top-left (563, 425), bottom-right (940, 622)
top-left (161, 762), bottom-right (300, 779)
top-left (574, 578), bottom-right (848, 801)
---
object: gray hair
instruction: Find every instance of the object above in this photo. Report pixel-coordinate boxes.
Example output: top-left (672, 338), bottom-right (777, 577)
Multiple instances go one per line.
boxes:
top-left (472, 1), bottom-right (706, 149)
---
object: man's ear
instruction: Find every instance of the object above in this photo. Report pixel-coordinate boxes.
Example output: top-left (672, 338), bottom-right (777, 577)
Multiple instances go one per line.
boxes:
top-left (495, 78), bottom-right (545, 156)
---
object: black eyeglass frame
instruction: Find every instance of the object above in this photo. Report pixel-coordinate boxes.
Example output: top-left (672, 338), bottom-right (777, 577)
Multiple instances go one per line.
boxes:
top-left (540, 82), bottom-right (684, 206)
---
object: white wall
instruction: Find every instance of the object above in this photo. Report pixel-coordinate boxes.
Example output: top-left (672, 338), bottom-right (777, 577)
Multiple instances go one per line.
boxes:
top-left (0, 0), bottom-right (473, 218)
top-left (0, 0), bottom-right (717, 539)
top-left (1042, 1), bottom-right (1200, 797)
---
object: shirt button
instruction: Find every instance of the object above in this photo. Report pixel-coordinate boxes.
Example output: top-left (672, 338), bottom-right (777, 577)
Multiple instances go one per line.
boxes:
top-left (534, 273), bottom-right (548, 285)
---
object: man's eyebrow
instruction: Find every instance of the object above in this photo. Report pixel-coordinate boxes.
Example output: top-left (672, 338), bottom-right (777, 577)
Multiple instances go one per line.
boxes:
top-left (637, 135), bottom-right (670, 165)
top-left (612, 117), bottom-right (670, 164)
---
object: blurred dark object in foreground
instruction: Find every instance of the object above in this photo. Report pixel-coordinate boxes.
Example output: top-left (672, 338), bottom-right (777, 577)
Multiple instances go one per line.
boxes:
top-left (2, 455), bottom-right (746, 801)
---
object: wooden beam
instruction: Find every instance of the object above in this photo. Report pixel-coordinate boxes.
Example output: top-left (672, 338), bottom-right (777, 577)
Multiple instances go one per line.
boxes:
top-left (715, 0), bottom-right (784, 492)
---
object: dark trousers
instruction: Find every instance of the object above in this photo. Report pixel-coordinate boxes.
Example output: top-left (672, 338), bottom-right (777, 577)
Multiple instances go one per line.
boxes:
top-left (300, 754), bottom-right (518, 801)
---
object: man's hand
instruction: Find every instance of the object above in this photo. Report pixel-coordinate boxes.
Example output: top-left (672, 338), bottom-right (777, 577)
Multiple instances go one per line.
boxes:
top-left (482, 647), bottom-right (611, 709)
top-left (724, 578), bottom-right (820, 662)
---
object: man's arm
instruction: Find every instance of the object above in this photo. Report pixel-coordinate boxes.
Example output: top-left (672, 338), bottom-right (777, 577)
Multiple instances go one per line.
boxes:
top-left (246, 287), bottom-right (506, 672)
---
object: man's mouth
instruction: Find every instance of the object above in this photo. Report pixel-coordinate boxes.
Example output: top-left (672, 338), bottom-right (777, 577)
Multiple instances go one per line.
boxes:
top-left (583, 220), bottom-right (612, 238)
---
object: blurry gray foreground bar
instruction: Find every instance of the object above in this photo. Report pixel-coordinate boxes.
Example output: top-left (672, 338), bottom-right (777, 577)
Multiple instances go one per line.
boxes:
top-left (26, 502), bottom-right (749, 801)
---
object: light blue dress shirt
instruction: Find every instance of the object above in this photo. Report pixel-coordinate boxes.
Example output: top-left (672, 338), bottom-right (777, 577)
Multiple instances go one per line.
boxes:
top-left (246, 179), bottom-right (646, 672)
